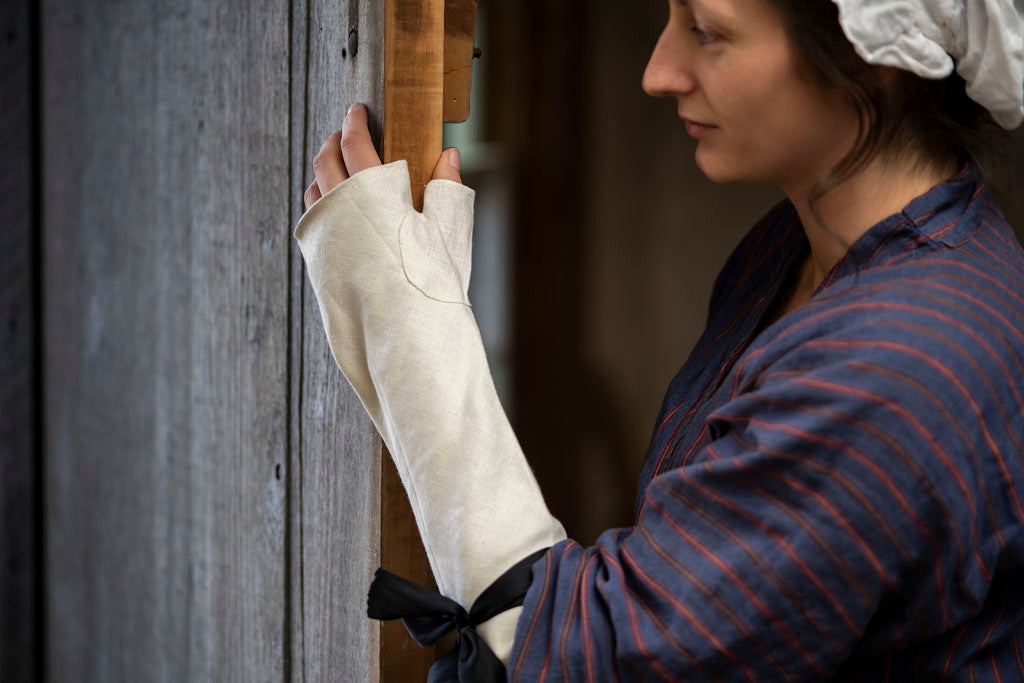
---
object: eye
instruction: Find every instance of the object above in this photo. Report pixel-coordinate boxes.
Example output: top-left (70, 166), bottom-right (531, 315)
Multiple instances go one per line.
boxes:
top-left (690, 23), bottom-right (717, 45)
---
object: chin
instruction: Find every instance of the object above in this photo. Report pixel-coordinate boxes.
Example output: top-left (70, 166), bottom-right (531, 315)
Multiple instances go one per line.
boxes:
top-left (695, 145), bottom-right (769, 185)
top-left (694, 147), bottom-right (738, 184)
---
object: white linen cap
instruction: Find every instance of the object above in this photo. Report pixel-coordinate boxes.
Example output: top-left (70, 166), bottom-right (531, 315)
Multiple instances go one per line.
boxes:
top-left (831, 0), bottom-right (1024, 128)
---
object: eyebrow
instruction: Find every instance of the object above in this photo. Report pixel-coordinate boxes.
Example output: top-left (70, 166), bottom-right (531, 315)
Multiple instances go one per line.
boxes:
top-left (677, 0), bottom-right (734, 25)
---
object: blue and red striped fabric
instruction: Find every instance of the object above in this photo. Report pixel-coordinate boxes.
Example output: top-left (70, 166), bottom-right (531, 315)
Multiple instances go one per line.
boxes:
top-left (507, 166), bottom-right (1024, 681)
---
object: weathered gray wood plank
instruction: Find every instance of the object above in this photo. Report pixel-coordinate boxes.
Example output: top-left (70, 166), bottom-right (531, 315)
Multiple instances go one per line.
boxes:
top-left (1, 1), bottom-right (38, 681)
top-left (297, 1), bottom-right (387, 680)
top-left (42, 1), bottom-right (290, 680)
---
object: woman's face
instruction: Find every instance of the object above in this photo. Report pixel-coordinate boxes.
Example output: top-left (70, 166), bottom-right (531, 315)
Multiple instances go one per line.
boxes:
top-left (642, 0), bottom-right (860, 190)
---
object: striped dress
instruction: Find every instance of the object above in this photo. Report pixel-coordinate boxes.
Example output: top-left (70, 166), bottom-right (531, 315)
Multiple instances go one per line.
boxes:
top-left (507, 166), bottom-right (1024, 681)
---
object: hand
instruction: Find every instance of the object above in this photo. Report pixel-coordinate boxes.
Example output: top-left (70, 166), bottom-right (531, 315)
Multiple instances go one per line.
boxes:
top-left (303, 102), bottom-right (463, 210)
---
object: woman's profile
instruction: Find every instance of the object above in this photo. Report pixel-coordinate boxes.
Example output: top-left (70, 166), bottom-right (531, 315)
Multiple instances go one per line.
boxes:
top-left (296, 0), bottom-right (1024, 679)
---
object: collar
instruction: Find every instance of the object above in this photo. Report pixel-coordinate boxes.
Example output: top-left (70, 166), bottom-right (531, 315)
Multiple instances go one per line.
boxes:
top-left (814, 164), bottom-right (987, 293)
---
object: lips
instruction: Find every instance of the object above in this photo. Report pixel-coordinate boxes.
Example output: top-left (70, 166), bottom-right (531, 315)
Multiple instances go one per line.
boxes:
top-left (678, 109), bottom-right (718, 138)
top-left (681, 115), bottom-right (715, 127)
top-left (682, 117), bottom-right (717, 138)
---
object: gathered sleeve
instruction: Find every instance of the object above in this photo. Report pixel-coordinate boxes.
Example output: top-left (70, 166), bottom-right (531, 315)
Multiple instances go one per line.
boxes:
top-left (507, 322), bottom-right (1012, 681)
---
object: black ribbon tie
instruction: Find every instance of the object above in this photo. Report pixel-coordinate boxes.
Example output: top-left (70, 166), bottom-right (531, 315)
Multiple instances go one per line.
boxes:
top-left (367, 547), bottom-right (550, 682)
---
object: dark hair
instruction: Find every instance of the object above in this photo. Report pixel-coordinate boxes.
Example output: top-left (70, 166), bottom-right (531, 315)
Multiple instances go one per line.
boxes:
top-left (764, 0), bottom-right (1012, 201)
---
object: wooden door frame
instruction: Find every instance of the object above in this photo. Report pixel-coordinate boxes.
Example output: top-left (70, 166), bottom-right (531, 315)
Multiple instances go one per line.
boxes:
top-left (380, 0), bottom-right (475, 678)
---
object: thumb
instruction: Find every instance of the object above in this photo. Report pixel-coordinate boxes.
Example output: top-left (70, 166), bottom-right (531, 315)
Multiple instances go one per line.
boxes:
top-left (431, 147), bottom-right (463, 184)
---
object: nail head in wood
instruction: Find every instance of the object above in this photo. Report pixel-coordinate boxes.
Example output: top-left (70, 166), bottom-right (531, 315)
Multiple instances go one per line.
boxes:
top-left (348, 29), bottom-right (358, 58)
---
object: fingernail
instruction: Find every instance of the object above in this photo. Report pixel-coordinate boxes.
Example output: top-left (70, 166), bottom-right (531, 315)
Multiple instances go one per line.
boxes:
top-left (449, 148), bottom-right (461, 170)
top-left (347, 102), bottom-right (360, 115)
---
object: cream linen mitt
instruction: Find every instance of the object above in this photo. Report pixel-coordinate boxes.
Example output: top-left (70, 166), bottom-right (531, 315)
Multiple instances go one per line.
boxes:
top-left (294, 160), bottom-right (567, 662)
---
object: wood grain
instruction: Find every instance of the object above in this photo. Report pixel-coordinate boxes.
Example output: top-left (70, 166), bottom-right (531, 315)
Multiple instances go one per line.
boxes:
top-left (384, 0), bottom-right (445, 211)
top-left (297, 1), bottom-right (388, 681)
top-left (42, 2), bottom-right (289, 679)
top-left (380, 0), bottom-right (446, 679)
top-left (1, 1), bottom-right (38, 681)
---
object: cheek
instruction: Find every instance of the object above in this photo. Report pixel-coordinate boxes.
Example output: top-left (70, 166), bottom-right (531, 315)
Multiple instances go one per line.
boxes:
top-left (705, 55), bottom-right (793, 137)
top-left (720, 68), bottom-right (853, 160)
top-left (711, 77), bottom-right (793, 156)
top-left (773, 87), bottom-right (860, 162)
top-left (696, 91), bottom-right (835, 182)
top-left (693, 48), bottom-right (860, 182)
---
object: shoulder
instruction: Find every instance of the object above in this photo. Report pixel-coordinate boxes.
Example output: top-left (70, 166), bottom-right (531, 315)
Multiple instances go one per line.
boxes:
top-left (743, 192), bottom-right (1024, 385)
top-left (703, 269), bottom-right (1024, 530)
top-left (721, 254), bottom-right (1024, 462)
top-left (747, 262), bottom-right (1020, 382)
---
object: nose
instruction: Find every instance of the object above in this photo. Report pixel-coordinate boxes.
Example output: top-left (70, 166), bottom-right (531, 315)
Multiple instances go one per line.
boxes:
top-left (642, 25), bottom-right (697, 98)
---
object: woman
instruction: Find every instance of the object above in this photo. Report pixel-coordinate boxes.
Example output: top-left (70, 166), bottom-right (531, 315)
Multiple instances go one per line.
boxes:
top-left (297, 0), bottom-right (1024, 679)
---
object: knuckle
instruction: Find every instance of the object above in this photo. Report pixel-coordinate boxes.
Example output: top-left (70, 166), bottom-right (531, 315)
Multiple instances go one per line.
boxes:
top-left (340, 134), bottom-right (365, 155)
top-left (314, 132), bottom-right (340, 161)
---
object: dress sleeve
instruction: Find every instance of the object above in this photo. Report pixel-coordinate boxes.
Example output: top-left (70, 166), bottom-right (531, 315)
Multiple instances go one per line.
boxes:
top-left (507, 332), bottom-right (1002, 680)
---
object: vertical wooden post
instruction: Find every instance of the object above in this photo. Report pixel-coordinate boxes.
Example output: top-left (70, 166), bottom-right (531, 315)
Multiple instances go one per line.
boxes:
top-left (383, 0), bottom-right (445, 207)
top-left (379, 2), bottom-right (446, 678)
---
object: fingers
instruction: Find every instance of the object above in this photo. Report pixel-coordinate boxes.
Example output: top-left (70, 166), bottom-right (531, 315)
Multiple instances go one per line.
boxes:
top-left (430, 148), bottom-right (463, 184)
top-left (303, 179), bottom-right (322, 210)
top-left (304, 103), bottom-right (401, 211)
top-left (312, 130), bottom-right (347, 198)
top-left (307, 103), bottom-right (380, 208)
top-left (340, 103), bottom-right (382, 176)
top-left (423, 147), bottom-right (473, 290)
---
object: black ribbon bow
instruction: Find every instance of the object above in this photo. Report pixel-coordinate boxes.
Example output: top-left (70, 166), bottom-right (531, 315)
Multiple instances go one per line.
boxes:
top-left (367, 547), bottom-right (549, 682)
